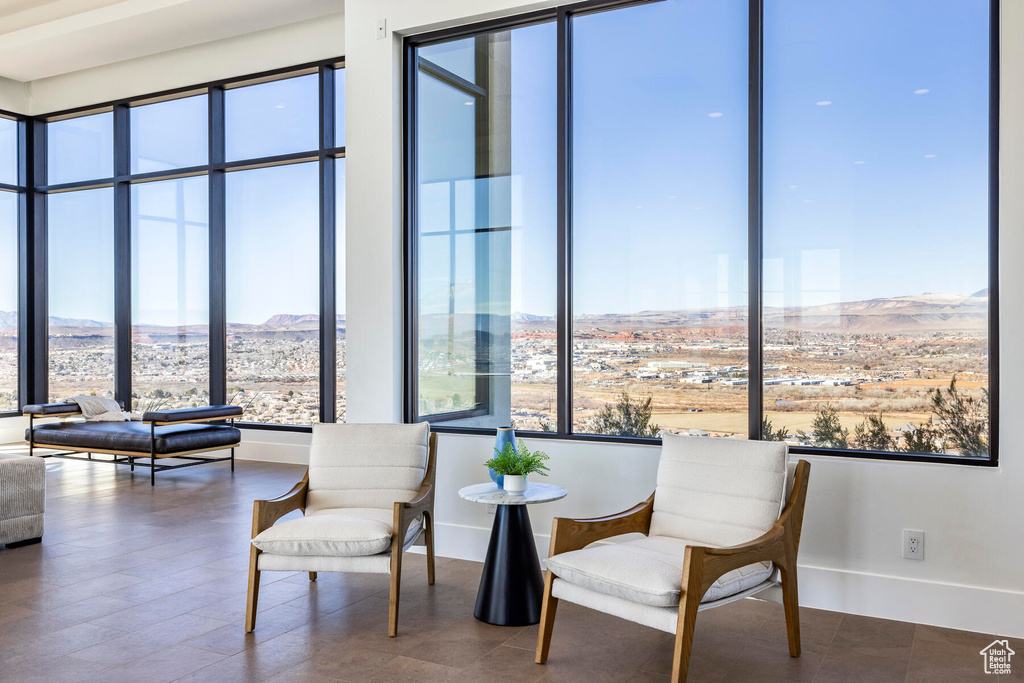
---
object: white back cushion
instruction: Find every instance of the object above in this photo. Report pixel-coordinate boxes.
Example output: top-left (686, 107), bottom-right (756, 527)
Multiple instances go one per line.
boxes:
top-left (306, 422), bottom-right (429, 513)
top-left (649, 435), bottom-right (788, 548)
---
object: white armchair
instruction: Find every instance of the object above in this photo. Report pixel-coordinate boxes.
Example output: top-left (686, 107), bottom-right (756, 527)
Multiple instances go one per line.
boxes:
top-left (535, 435), bottom-right (810, 682)
top-left (245, 422), bottom-right (437, 636)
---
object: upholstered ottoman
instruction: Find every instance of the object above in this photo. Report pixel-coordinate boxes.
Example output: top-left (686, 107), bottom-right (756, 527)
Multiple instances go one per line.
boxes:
top-left (0, 453), bottom-right (45, 547)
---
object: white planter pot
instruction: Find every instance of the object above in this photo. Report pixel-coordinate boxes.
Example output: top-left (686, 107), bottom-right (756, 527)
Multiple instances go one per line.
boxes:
top-left (502, 474), bottom-right (527, 493)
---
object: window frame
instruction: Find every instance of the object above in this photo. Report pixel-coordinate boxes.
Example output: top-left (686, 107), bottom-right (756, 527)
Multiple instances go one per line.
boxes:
top-left (0, 109), bottom-right (26, 418)
top-left (403, 0), bottom-right (1000, 466)
top-left (8, 58), bottom-right (346, 430)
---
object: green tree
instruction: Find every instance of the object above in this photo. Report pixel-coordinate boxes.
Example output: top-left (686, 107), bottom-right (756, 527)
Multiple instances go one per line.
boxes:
top-left (585, 391), bottom-right (660, 438)
top-left (930, 376), bottom-right (988, 456)
top-left (797, 404), bottom-right (849, 449)
top-left (852, 413), bottom-right (895, 451)
top-left (900, 423), bottom-right (941, 454)
top-left (762, 417), bottom-right (790, 442)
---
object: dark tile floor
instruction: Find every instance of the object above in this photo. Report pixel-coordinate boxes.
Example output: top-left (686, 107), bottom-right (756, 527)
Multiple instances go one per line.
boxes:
top-left (0, 454), bottom-right (1018, 682)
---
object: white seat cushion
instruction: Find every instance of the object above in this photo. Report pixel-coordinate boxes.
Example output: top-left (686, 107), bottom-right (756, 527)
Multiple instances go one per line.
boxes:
top-left (544, 535), bottom-right (772, 607)
top-left (252, 507), bottom-right (422, 558)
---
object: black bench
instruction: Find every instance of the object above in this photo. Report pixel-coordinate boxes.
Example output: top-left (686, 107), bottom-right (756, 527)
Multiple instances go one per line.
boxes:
top-left (23, 403), bottom-right (243, 485)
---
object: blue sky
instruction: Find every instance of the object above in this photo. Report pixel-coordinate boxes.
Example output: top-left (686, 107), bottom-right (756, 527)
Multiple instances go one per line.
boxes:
top-left (418, 0), bottom-right (990, 317)
top-left (6, 0), bottom-right (993, 324)
top-left (24, 74), bottom-right (347, 326)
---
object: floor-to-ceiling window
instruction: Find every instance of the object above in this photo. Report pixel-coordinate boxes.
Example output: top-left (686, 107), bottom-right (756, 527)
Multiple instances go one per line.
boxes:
top-left (131, 177), bottom-right (210, 411)
top-left (226, 162), bottom-right (320, 424)
top-left (0, 115), bottom-right (18, 411)
top-left (129, 95), bottom-right (210, 411)
top-left (28, 61), bottom-right (345, 426)
top-left (411, 23), bottom-right (558, 431)
top-left (406, 0), bottom-right (997, 464)
top-left (46, 112), bottom-right (116, 402)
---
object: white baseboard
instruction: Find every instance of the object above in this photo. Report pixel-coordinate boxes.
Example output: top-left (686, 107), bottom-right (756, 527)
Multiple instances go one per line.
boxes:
top-left (797, 564), bottom-right (1024, 639)
top-left (429, 521), bottom-right (1024, 639)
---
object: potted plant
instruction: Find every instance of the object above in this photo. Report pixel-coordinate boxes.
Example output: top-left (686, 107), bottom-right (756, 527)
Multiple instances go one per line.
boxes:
top-left (485, 439), bottom-right (550, 493)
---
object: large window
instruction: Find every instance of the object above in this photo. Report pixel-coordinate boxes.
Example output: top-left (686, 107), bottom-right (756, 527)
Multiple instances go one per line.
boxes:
top-left (0, 190), bottom-right (15, 411)
top-left (406, 1), bottom-right (997, 464)
top-left (411, 22), bottom-right (558, 430)
top-left (762, 0), bottom-right (993, 457)
top-left (22, 61), bottom-right (345, 426)
top-left (0, 115), bottom-right (17, 411)
top-left (572, 1), bottom-right (748, 439)
top-left (48, 188), bottom-right (115, 401)
top-left (227, 163), bottom-right (320, 425)
top-left (131, 177), bottom-right (209, 411)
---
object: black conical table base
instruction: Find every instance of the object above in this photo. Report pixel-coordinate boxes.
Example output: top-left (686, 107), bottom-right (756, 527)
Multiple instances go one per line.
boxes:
top-left (474, 504), bottom-right (545, 626)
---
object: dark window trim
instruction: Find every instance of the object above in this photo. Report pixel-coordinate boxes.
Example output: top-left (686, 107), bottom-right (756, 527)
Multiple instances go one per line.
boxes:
top-left (1, 59), bottom-right (346, 430)
top-left (402, 0), bottom-right (1000, 467)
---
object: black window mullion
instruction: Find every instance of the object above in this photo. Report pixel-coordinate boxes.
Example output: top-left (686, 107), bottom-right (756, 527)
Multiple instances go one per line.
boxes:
top-left (986, 0), bottom-right (1000, 464)
top-left (403, 44), bottom-right (419, 424)
top-left (209, 86), bottom-right (227, 407)
top-left (747, 0), bottom-right (764, 440)
top-left (319, 64), bottom-right (337, 423)
top-left (113, 104), bottom-right (132, 407)
top-left (555, 7), bottom-right (572, 438)
top-left (19, 119), bottom-right (47, 405)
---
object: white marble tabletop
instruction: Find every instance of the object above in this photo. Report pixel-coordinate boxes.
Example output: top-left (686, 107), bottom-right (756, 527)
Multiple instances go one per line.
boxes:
top-left (459, 482), bottom-right (567, 506)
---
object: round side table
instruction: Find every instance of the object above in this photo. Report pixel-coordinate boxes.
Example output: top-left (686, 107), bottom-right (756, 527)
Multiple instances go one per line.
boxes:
top-left (459, 482), bottom-right (567, 627)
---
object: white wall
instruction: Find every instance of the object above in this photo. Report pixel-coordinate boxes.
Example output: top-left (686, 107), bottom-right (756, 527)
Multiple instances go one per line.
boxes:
top-left (25, 12), bottom-right (345, 115)
top-left (0, 76), bottom-right (29, 114)
top-left (335, 0), bottom-right (1024, 639)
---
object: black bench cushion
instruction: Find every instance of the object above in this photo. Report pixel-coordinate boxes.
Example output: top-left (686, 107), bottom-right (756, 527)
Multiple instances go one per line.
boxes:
top-left (142, 405), bottom-right (243, 423)
top-left (27, 422), bottom-right (241, 455)
top-left (23, 401), bottom-right (124, 415)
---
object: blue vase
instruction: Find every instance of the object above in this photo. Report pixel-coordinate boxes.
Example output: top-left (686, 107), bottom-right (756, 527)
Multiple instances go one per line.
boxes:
top-left (489, 427), bottom-right (516, 489)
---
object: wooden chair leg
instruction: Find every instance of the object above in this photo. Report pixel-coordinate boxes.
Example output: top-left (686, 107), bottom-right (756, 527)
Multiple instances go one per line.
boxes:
top-left (780, 565), bottom-right (801, 657)
top-left (309, 571), bottom-right (317, 582)
top-left (245, 546), bottom-right (261, 633)
top-left (424, 512), bottom-right (435, 586)
top-left (388, 546), bottom-right (403, 637)
top-left (535, 572), bottom-right (559, 664)
top-left (671, 549), bottom-right (705, 683)
top-left (671, 589), bottom-right (701, 683)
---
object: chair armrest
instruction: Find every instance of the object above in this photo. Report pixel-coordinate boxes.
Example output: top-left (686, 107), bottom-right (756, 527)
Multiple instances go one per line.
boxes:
top-left (548, 492), bottom-right (656, 557)
top-left (393, 483), bottom-right (433, 546)
top-left (251, 472), bottom-right (309, 538)
top-left (683, 459), bottom-right (811, 600)
top-left (143, 405), bottom-right (243, 425)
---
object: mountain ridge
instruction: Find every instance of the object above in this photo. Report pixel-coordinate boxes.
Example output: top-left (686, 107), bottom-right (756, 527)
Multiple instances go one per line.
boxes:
top-left (0, 293), bottom-right (988, 334)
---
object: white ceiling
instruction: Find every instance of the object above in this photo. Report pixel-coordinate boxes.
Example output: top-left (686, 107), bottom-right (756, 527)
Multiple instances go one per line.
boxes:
top-left (0, 0), bottom-right (343, 82)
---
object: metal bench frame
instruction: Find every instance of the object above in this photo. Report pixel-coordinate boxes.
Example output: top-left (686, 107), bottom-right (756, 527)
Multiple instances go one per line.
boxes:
top-left (26, 411), bottom-right (239, 486)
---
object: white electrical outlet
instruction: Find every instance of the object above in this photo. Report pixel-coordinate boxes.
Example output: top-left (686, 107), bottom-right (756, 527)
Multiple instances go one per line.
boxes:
top-left (487, 504), bottom-right (497, 515)
top-left (903, 529), bottom-right (924, 560)
top-left (376, 18), bottom-right (387, 40)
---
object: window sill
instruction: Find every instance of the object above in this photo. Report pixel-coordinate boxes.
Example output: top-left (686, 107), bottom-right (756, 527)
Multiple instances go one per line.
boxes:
top-left (424, 424), bottom-right (997, 467)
